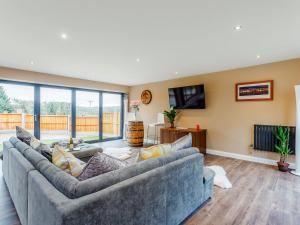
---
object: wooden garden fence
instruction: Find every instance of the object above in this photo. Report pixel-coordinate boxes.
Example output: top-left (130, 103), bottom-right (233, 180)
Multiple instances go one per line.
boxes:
top-left (0, 113), bottom-right (120, 135)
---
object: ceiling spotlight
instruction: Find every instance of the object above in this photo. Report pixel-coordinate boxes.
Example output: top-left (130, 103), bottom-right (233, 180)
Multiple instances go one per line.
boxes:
top-left (175, 72), bottom-right (178, 75)
top-left (30, 60), bottom-right (34, 65)
top-left (136, 58), bottom-right (140, 63)
top-left (61, 33), bottom-right (68, 40)
top-left (256, 54), bottom-right (261, 59)
top-left (235, 25), bottom-right (242, 30)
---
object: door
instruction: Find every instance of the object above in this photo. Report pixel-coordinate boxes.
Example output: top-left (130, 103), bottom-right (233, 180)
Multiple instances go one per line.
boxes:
top-left (39, 87), bottom-right (72, 143)
top-left (75, 90), bottom-right (100, 142)
top-left (102, 93), bottom-right (122, 139)
top-left (0, 82), bottom-right (35, 151)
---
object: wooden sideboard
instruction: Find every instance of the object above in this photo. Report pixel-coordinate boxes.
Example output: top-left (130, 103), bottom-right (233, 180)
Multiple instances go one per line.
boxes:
top-left (160, 128), bottom-right (207, 154)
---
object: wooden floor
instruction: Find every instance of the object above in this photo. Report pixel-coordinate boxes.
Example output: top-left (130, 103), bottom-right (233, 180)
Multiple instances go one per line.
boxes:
top-left (1, 149), bottom-right (300, 225)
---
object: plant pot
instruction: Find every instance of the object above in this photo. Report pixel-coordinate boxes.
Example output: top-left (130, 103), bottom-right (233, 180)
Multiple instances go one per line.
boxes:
top-left (277, 161), bottom-right (289, 172)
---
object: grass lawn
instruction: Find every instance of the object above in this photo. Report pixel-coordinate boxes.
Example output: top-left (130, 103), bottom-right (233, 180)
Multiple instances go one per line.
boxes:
top-left (81, 136), bottom-right (99, 142)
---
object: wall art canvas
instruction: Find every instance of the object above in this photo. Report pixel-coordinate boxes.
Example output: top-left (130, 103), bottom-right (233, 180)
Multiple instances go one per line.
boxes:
top-left (236, 80), bottom-right (273, 101)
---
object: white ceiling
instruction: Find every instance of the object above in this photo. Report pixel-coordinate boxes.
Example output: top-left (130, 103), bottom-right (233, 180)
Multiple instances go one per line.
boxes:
top-left (1, 0), bottom-right (300, 86)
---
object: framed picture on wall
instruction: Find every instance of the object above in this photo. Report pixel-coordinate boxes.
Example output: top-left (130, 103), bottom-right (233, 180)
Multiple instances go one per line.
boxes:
top-left (236, 80), bottom-right (274, 101)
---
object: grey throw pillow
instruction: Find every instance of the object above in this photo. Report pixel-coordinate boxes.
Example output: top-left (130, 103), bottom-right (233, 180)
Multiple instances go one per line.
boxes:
top-left (30, 137), bottom-right (51, 153)
top-left (16, 126), bottom-right (34, 145)
top-left (30, 137), bottom-right (53, 161)
top-left (78, 152), bottom-right (127, 181)
top-left (171, 133), bottom-right (192, 151)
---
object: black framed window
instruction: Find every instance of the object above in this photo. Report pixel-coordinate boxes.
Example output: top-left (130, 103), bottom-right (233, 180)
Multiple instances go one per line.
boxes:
top-left (0, 79), bottom-right (125, 150)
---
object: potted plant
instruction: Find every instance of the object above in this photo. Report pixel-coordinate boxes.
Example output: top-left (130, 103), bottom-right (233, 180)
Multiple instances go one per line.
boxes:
top-left (163, 107), bottom-right (177, 128)
top-left (274, 126), bottom-right (291, 172)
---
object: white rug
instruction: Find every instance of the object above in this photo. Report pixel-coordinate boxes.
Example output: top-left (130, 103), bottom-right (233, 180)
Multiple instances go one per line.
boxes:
top-left (206, 165), bottom-right (232, 189)
top-left (103, 147), bottom-right (132, 160)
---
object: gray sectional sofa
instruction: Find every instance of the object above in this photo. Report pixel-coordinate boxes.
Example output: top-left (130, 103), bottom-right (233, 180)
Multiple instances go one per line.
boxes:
top-left (2, 137), bottom-right (214, 225)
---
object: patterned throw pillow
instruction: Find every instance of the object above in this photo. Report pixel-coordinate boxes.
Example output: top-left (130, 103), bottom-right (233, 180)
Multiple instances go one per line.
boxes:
top-left (78, 152), bottom-right (127, 181)
top-left (16, 126), bottom-right (34, 145)
top-left (171, 133), bottom-right (192, 151)
top-left (137, 144), bottom-right (172, 161)
top-left (52, 145), bottom-right (85, 177)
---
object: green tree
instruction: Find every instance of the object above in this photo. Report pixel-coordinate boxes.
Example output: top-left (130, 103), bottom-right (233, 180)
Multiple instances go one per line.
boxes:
top-left (0, 86), bottom-right (13, 113)
top-left (11, 99), bottom-right (34, 114)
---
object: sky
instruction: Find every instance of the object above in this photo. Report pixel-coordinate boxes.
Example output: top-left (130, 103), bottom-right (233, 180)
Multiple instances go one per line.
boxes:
top-left (1, 83), bottom-right (121, 107)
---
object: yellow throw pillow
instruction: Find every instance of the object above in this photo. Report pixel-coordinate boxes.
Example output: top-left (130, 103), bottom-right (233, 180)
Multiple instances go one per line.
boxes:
top-left (138, 144), bottom-right (172, 161)
top-left (52, 145), bottom-right (84, 177)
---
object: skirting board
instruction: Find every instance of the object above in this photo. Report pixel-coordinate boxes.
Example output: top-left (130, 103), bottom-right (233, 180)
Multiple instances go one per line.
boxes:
top-left (207, 149), bottom-right (295, 169)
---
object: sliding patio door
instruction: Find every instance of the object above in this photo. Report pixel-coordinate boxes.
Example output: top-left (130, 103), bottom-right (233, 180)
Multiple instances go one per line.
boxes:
top-left (40, 87), bottom-right (72, 143)
top-left (75, 90), bottom-right (100, 142)
top-left (102, 93), bottom-right (122, 140)
top-left (0, 82), bottom-right (35, 151)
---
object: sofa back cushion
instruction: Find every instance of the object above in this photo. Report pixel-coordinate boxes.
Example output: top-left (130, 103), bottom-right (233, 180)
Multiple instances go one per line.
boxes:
top-left (75, 148), bottom-right (200, 197)
top-left (171, 133), bottom-right (192, 151)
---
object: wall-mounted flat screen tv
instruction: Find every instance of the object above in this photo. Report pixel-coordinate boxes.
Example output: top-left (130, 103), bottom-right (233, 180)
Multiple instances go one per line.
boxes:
top-left (168, 84), bottom-right (206, 109)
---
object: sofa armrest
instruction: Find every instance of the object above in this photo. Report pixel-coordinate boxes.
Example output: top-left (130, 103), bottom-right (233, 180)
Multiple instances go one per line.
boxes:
top-left (28, 170), bottom-right (71, 225)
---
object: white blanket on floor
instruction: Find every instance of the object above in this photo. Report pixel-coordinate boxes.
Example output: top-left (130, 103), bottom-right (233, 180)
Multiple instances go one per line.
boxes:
top-left (206, 165), bottom-right (232, 189)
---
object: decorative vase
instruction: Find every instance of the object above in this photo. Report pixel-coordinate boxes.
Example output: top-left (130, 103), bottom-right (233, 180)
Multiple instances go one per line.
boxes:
top-left (170, 122), bottom-right (175, 128)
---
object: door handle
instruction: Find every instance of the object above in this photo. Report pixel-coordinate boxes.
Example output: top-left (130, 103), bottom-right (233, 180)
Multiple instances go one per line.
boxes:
top-left (34, 115), bottom-right (38, 122)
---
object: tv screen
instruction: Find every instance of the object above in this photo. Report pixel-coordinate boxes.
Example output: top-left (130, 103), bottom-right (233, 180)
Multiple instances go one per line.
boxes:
top-left (168, 84), bottom-right (206, 109)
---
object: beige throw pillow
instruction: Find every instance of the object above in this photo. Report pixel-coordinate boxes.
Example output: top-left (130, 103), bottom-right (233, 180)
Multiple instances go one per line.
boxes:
top-left (52, 145), bottom-right (85, 177)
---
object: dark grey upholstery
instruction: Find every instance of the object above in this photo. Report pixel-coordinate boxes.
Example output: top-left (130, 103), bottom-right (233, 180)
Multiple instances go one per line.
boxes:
top-left (4, 138), bottom-right (35, 225)
top-left (2, 137), bottom-right (214, 225)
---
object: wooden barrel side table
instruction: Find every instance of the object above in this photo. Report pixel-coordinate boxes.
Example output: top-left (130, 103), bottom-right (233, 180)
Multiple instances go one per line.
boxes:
top-left (127, 121), bottom-right (144, 147)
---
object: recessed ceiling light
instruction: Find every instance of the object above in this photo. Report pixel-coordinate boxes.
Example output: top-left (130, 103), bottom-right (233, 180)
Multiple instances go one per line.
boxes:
top-left (235, 25), bottom-right (242, 30)
top-left (175, 72), bottom-right (178, 75)
top-left (136, 58), bottom-right (140, 63)
top-left (256, 54), bottom-right (261, 59)
top-left (61, 33), bottom-right (68, 40)
top-left (30, 60), bottom-right (34, 65)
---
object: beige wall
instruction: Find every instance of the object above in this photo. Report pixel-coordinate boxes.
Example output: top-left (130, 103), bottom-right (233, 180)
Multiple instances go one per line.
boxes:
top-left (130, 58), bottom-right (300, 161)
top-left (0, 66), bottom-right (129, 93)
